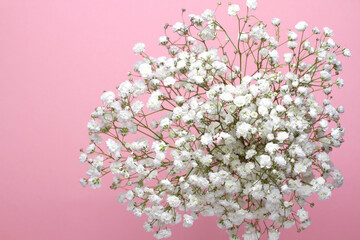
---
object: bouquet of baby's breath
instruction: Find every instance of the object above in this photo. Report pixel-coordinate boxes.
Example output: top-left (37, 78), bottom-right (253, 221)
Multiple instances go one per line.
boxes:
top-left (79, 0), bottom-right (350, 239)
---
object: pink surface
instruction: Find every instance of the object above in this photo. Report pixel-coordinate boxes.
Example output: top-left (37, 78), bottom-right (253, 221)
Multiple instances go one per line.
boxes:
top-left (0, 0), bottom-right (359, 239)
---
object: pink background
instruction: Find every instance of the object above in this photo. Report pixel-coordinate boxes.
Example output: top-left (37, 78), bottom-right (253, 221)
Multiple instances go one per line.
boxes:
top-left (1, 0), bottom-right (359, 239)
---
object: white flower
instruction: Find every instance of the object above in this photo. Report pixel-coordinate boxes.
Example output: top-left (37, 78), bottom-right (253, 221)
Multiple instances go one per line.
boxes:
top-left (158, 36), bottom-right (169, 45)
top-left (89, 177), bottom-right (101, 189)
top-left (80, 178), bottom-right (87, 187)
top-left (331, 127), bottom-right (345, 140)
top-left (288, 31), bottom-right (298, 41)
top-left (267, 189), bottom-right (281, 203)
top-left (228, 4), bottom-right (240, 16)
top-left (250, 24), bottom-right (269, 41)
top-left (327, 38), bottom-right (336, 48)
top-left (318, 186), bottom-right (332, 200)
top-left (274, 155), bottom-right (286, 167)
top-left (337, 106), bottom-right (344, 113)
top-left (159, 118), bottom-right (172, 130)
top-left (147, 91), bottom-right (163, 111)
top-left (258, 105), bottom-right (268, 116)
top-left (93, 156), bottom-right (104, 168)
top-left (236, 122), bottom-right (252, 139)
top-left (246, 0), bottom-right (258, 10)
top-left (245, 149), bottom-right (257, 159)
top-left (295, 21), bottom-right (308, 31)
top-left (271, 18), bottom-right (281, 26)
top-left (86, 143), bottom-right (95, 154)
top-left (283, 220), bottom-right (295, 229)
top-left (87, 120), bottom-right (101, 132)
top-left (101, 91), bottom-right (115, 105)
top-left (313, 27), bottom-right (321, 34)
top-left (268, 229), bottom-right (280, 240)
top-left (133, 208), bottom-right (142, 218)
top-left (173, 22), bottom-right (188, 35)
top-left (220, 92), bottom-right (233, 102)
top-left (138, 63), bottom-right (152, 78)
top-left (143, 222), bottom-right (153, 232)
top-left (258, 155), bottom-right (272, 168)
top-left (316, 152), bottom-right (330, 162)
top-left (79, 153), bottom-right (87, 163)
top-left (154, 229), bottom-right (172, 239)
top-left (239, 33), bottom-right (249, 42)
top-left (297, 208), bottom-right (309, 222)
top-left (287, 41), bottom-right (297, 49)
top-left (201, 133), bottom-right (213, 145)
top-left (189, 14), bottom-right (204, 26)
top-left (276, 132), bottom-right (289, 142)
top-left (265, 142), bottom-right (280, 155)
top-left (225, 179), bottom-right (241, 194)
top-left (202, 9), bottom-right (214, 21)
top-left (319, 119), bottom-right (328, 129)
top-left (200, 154), bottom-right (213, 166)
top-left (106, 139), bottom-right (122, 153)
top-left (133, 80), bottom-right (146, 97)
top-left (294, 162), bottom-right (306, 174)
top-left (117, 110), bottom-right (132, 122)
top-left (283, 53), bottom-right (294, 63)
top-left (174, 96), bottom-right (185, 105)
top-left (233, 96), bottom-right (246, 107)
top-left (259, 48), bottom-right (269, 57)
top-left (343, 48), bottom-right (351, 57)
top-left (335, 78), bottom-right (344, 88)
top-left (118, 81), bottom-right (133, 98)
top-left (149, 194), bottom-right (162, 205)
top-left (269, 49), bottom-right (279, 65)
top-left (183, 214), bottom-right (194, 227)
top-left (167, 195), bottom-right (181, 208)
top-left (164, 76), bottom-right (176, 86)
top-left (212, 61), bottom-right (227, 75)
top-left (187, 194), bottom-right (199, 208)
top-left (131, 101), bottom-right (144, 114)
top-left (110, 161), bottom-right (122, 175)
top-left (133, 42), bottom-right (145, 54)
top-left (323, 27), bottom-right (334, 37)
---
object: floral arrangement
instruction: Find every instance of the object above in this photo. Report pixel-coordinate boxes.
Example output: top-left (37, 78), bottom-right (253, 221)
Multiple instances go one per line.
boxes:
top-left (79, 0), bottom-right (350, 239)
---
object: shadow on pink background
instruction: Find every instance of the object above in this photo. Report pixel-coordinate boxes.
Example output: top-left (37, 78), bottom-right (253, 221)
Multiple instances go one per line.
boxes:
top-left (0, 0), bottom-right (359, 239)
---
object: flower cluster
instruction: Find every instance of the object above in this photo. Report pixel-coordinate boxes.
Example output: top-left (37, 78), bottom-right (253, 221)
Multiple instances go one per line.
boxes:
top-left (80, 1), bottom-right (350, 239)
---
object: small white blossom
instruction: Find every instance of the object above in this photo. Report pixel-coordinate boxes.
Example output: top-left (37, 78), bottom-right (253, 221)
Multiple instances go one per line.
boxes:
top-left (201, 133), bottom-right (213, 145)
top-left (158, 36), bottom-right (169, 45)
top-left (173, 22), bottom-right (188, 35)
top-left (343, 48), bottom-right (351, 57)
top-left (283, 53), bottom-right (294, 63)
top-left (295, 21), bottom-right (308, 31)
top-left (106, 139), bottom-right (122, 154)
top-left (164, 76), bottom-right (176, 86)
top-left (167, 195), bottom-right (181, 208)
top-left (246, 0), bottom-right (258, 10)
top-left (133, 42), bottom-right (145, 54)
top-left (228, 4), bottom-right (240, 16)
top-left (138, 63), bottom-right (152, 78)
top-left (323, 27), bottom-right (334, 37)
top-left (154, 229), bottom-right (172, 239)
top-left (183, 214), bottom-right (194, 227)
top-left (297, 208), bottom-right (309, 222)
top-left (101, 91), bottom-right (115, 105)
top-left (271, 18), bottom-right (281, 26)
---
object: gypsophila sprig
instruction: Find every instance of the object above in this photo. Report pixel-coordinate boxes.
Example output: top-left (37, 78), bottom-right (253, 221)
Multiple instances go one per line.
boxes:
top-left (80, 1), bottom-right (350, 239)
